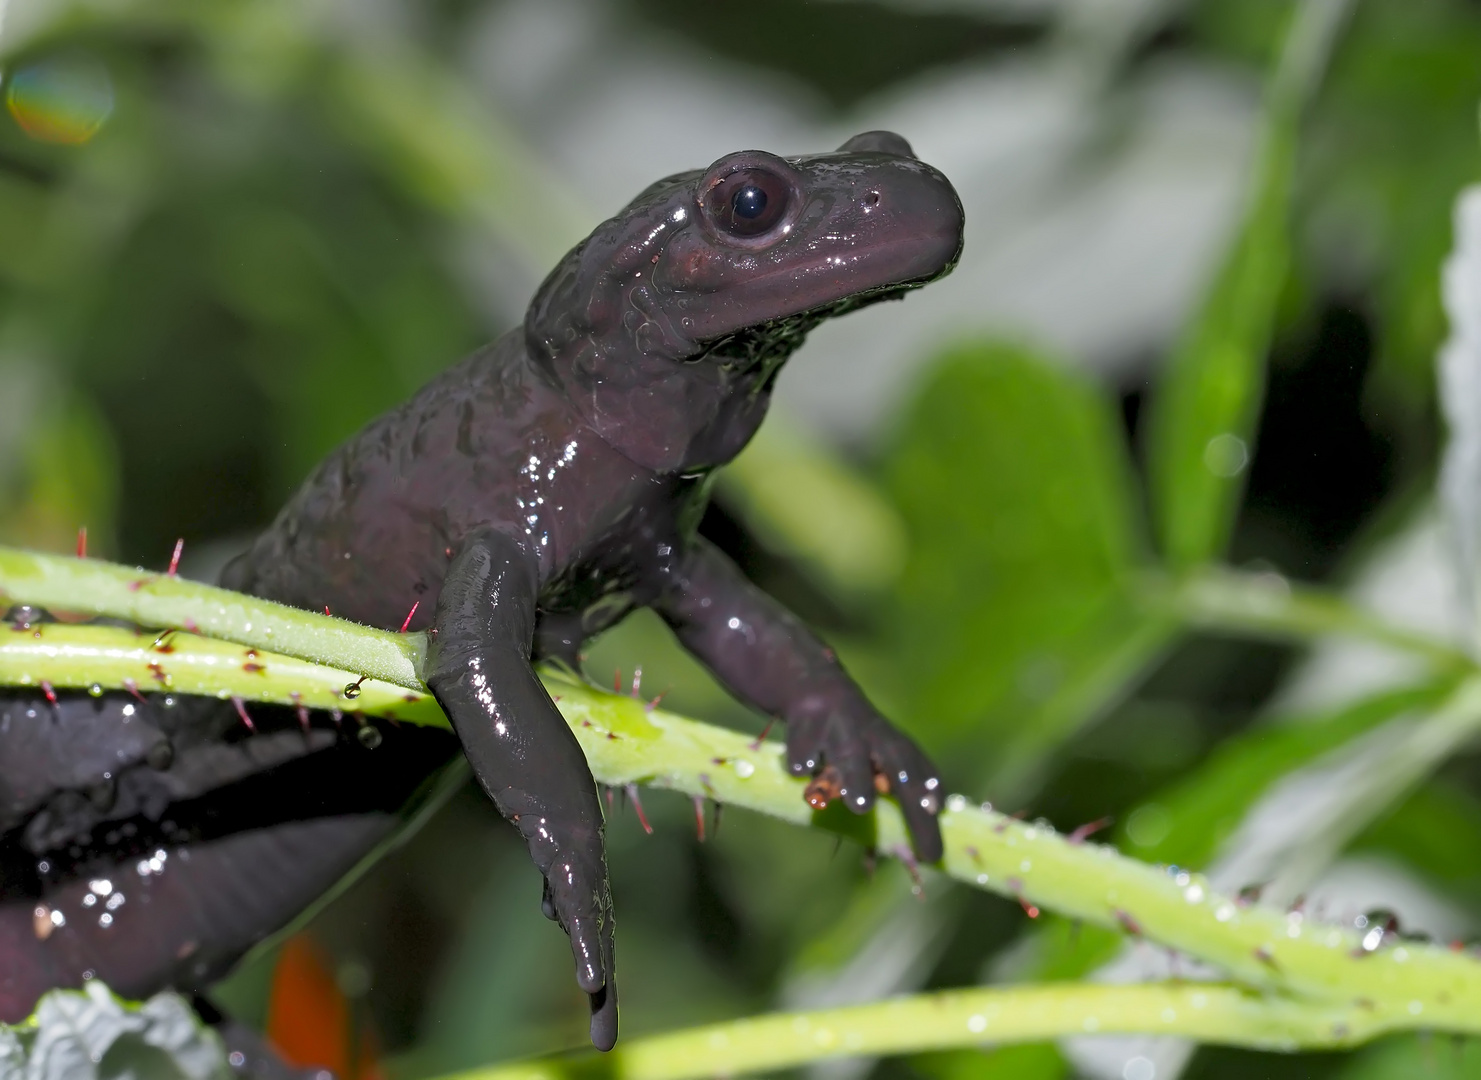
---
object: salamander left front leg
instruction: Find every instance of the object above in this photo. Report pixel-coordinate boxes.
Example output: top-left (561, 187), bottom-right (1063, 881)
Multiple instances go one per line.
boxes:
top-left (655, 539), bottom-right (943, 862)
top-left (426, 529), bottom-right (617, 1050)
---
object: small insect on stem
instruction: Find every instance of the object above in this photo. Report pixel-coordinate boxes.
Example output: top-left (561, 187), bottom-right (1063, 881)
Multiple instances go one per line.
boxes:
top-left (167, 538), bottom-right (184, 577)
top-left (399, 601), bottom-right (419, 633)
top-left (626, 783), bottom-right (653, 835)
top-left (76, 527), bottom-right (87, 559)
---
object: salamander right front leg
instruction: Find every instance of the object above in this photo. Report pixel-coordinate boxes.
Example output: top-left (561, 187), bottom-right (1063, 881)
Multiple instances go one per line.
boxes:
top-left (426, 529), bottom-right (617, 1050)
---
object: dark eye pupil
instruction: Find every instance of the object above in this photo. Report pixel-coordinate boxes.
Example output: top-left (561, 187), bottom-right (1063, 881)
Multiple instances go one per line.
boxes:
top-left (732, 185), bottom-right (767, 220)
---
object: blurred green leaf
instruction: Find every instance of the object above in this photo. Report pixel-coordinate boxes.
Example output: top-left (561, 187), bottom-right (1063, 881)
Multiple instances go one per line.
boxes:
top-left (913, 1043), bottom-right (1067, 1080)
top-left (1147, 0), bottom-right (1354, 569)
top-left (1297, 0), bottom-right (1481, 399)
top-left (1120, 679), bottom-right (1456, 868)
top-left (0, 361), bottom-right (118, 557)
top-left (1353, 778), bottom-right (1481, 914)
top-left (885, 339), bottom-right (1157, 792)
top-left (718, 414), bottom-right (909, 600)
top-left (1337, 1032), bottom-right (1481, 1079)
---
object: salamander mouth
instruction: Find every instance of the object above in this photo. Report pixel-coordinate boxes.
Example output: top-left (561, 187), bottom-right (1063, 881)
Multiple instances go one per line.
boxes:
top-left (690, 251), bottom-right (960, 386)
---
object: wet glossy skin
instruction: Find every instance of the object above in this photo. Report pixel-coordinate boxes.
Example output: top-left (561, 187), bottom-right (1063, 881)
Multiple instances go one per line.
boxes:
top-left (0, 131), bottom-right (963, 1055)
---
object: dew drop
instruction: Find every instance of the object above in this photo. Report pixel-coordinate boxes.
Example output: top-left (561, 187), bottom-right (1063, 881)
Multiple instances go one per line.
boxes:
top-left (357, 723), bottom-right (383, 749)
top-left (87, 683), bottom-right (104, 698)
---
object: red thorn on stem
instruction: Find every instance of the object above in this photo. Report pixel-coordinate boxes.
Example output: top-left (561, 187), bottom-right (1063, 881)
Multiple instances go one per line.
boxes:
top-left (630, 666), bottom-right (642, 698)
top-left (1017, 896), bottom-right (1040, 919)
top-left (324, 605), bottom-right (332, 617)
top-left (614, 669), bottom-right (623, 693)
top-left (645, 690), bottom-right (668, 713)
top-left (711, 802), bottom-right (723, 839)
top-left (1068, 817), bottom-right (1113, 845)
top-left (749, 718), bottom-right (776, 751)
top-left (604, 786), bottom-right (615, 812)
top-left (167, 538), bottom-right (184, 577)
top-left (231, 696), bottom-right (256, 733)
top-left (40, 680), bottom-right (58, 707)
top-left (399, 601), bottom-right (419, 633)
top-left (898, 848), bottom-right (924, 898)
top-left (1114, 909), bottom-right (1143, 937)
top-left (122, 678), bottom-right (146, 703)
top-left (291, 691), bottom-right (310, 736)
top-left (626, 783), bottom-right (653, 835)
top-left (76, 527), bottom-right (87, 559)
top-left (693, 795), bottom-right (706, 842)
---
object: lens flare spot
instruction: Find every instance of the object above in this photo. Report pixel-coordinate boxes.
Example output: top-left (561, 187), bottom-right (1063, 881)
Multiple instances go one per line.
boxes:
top-left (6, 58), bottom-right (114, 146)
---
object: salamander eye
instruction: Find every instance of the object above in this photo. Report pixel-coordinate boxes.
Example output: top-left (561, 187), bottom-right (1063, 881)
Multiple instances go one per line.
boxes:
top-left (703, 167), bottom-right (792, 239)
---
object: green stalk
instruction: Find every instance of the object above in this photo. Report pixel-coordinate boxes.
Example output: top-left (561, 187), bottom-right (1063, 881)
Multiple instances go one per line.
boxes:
top-left (1149, 567), bottom-right (1474, 669)
top-left (0, 547), bottom-right (426, 689)
top-left (439, 982), bottom-right (1455, 1080)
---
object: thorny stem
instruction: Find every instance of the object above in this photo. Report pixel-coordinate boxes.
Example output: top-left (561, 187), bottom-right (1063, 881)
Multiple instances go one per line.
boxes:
top-left (7, 553), bottom-right (1481, 1069)
top-left (438, 983), bottom-right (1467, 1080)
top-left (0, 547), bottom-right (426, 690)
top-left (4, 623), bottom-right (1481, 1024)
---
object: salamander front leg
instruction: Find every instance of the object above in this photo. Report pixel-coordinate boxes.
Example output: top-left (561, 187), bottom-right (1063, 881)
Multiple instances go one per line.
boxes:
top-left (426, 529), bottom-right (617, 1050)
top-left (655, 539), bottom-right (943, 862)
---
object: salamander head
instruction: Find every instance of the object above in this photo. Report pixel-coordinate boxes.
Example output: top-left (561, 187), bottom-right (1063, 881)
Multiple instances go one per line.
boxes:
top-left (526, 131), bottom-right (964, 472)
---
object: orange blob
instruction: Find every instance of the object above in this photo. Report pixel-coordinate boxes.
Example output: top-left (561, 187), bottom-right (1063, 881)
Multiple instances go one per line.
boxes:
top-left (266, 934), bottom-right (383, 1080)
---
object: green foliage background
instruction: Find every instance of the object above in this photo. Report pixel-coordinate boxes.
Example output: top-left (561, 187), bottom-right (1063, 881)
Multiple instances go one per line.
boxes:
top-left (3, 0), bottom-right (1481, 1078)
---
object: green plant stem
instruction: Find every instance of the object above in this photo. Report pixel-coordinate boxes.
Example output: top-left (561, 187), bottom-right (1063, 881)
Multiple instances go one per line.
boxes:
top-left (8, 553), bottom-right (1481, 1037)
top-left (0, 547), bottom-right (426, 690)
top-left (438, 982), bottom-right (1458, 1080)
top-left (0, 623), bottom-right (447, 728)
top-left (1149, 567), bottom-right (1475, 669)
